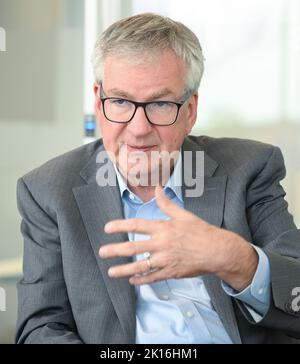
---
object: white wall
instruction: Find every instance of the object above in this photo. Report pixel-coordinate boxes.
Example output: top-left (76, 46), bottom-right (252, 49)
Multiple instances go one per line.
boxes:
top-left (0, 0), bottom-right (84, 343)
top-left (0, 0), bottom-right (84, 260)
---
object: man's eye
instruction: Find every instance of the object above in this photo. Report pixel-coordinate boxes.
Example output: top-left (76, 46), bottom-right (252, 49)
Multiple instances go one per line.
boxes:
top-left (154, 101), bottom-right (169, 107)
top-left (113, 99), bottom-right (127, 106)
top-left (150, 102), bottom-right (173, 111)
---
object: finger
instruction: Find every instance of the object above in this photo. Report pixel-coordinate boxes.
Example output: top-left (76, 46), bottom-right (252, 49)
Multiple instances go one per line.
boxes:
top-left (129, 267), bottom-right (170, 285)
top-left (99, 240), bottom-right (159, 258)
top-left (104, 218), bottom-right (162, 235)
top-left (108, 259), bottom-right (150, 278)
top-left (155, 185), bottom-right (193, 219)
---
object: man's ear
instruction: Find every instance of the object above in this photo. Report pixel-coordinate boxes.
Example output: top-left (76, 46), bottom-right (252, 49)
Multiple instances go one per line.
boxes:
top-left (94, 83), bottom-right (101, 119)
top-left (186, 93), bottom-right (198, 133)
top-left (93, 82), bottom-right (99, 96)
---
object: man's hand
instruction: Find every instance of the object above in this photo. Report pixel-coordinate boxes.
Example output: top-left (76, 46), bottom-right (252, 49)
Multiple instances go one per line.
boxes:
top-left (99, 186), bottom-right (258, 291)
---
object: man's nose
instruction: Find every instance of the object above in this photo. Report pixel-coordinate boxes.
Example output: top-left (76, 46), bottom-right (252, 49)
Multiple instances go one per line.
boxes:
top-left (126, 106), bottom-right (153, 136)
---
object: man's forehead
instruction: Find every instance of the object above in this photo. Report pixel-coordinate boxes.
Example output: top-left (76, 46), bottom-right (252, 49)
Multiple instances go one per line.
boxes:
top-left (104, 48), bottom-right (179, 67)
top-left (103, 50), bottom-right (186, 78)
top-left (102, 50), bottom-right (186, 99)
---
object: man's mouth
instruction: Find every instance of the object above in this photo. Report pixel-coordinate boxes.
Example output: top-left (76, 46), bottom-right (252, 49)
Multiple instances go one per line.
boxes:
top-left (126, 144), bottom-right (158, 152)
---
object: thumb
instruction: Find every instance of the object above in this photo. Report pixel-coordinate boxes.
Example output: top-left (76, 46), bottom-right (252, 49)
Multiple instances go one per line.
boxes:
top-left (155, 185), bottom-right (188, 219)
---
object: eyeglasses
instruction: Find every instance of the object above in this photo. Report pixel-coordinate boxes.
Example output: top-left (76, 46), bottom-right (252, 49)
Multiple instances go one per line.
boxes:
top-left (99, 82), bottom-right (192, 126)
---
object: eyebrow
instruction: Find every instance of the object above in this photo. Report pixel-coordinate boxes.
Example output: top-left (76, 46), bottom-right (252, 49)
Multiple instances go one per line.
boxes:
top-left (106, 87), bottom-right (176, 101)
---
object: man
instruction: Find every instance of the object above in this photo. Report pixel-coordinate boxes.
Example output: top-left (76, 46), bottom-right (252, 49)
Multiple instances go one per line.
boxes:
top-left (16, 13), bottom-right (300, 344)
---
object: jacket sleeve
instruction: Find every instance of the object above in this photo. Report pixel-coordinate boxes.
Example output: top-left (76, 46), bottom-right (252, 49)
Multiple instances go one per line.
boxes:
top-left (15, 177), bottom-right (83, 344)
top-left (237, 146), bottom-right (300, 338)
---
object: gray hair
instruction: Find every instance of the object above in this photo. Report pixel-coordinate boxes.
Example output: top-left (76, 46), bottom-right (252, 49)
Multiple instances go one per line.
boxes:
top-left (91, 13), bottom-right (205, 93)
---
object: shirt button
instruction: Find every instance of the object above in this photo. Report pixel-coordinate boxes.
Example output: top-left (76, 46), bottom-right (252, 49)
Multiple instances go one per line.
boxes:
top-left (129, 194), bottom-right (135, 201)
top-left (258, 288), bottom-right (264, 295)
top-left (186, 311), bottom-right (194, 318)
top-left (160, 295), bottom-right (169, 301)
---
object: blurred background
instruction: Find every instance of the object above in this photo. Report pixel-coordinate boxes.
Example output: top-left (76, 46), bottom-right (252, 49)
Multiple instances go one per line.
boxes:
top-left (0, 0), bottom-right (299, 343)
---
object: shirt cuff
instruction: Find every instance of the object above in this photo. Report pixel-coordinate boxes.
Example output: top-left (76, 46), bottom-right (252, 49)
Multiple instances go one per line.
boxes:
top-left (221, 245), bottom-right (271, 321)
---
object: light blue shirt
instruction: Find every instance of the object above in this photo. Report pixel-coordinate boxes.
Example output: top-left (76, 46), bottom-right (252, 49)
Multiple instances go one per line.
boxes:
top-left (114, 153), bottom-right (271, 344)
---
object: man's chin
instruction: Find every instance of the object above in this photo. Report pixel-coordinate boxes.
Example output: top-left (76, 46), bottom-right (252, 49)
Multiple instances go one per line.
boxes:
top-left (120, 163), bottom-right (171, 188)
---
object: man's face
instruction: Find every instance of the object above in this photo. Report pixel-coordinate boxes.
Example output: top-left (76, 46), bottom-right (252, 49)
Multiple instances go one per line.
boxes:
top-left (94, 48), bottom-right (198, 184)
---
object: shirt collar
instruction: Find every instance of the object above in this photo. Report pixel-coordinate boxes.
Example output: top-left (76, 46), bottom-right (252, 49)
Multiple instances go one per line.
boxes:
top-left (113, 149), bottom-right (183, 203)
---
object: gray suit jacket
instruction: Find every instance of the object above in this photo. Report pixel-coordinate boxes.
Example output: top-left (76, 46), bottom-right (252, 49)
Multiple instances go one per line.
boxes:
top-left (16, 136), bottom-right (300, 344)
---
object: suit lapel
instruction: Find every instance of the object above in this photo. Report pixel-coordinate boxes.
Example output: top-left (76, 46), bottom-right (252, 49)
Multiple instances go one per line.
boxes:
top-left (72, 146), bottom-right (136, 343)
top-left (182, 138), bottom-right (242, 344)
